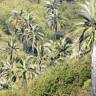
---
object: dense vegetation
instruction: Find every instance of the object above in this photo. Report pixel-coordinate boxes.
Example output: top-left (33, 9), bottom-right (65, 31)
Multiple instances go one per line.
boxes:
top-left (0, 56), bottom-right (91, 96)
top-left (30, 56), bottom-right (91, 96)
top-left (0, 0), bottom-right (94, 96)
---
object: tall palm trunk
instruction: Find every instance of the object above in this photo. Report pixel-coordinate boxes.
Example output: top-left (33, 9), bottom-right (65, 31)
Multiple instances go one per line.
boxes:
top-left (92, 44), bottom-right (96, 96)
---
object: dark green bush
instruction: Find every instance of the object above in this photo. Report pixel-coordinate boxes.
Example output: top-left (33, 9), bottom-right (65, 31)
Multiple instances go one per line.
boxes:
top-left (29, 56), bottom-right (91, 96)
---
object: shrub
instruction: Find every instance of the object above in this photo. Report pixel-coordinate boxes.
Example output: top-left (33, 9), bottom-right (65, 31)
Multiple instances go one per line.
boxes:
top-left (29, 55), bottom-right (91, 96)
top-left (0, 56), bottom-right (91, 96)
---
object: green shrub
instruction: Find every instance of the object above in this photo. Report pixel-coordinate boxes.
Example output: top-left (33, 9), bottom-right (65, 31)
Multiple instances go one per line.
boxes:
top-left (0, 56), bottom-right (91, 96)
top-left (29, 56), bottom-right (91, 96)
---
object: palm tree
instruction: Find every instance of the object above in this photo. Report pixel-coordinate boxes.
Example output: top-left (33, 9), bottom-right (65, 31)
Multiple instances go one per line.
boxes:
top-left (75, 0), bottom-right (96, 95)
top-left (6, 34), bottom-right (19, 66)
top-left (46, 0), bottom-right (60, 37)
top-left (24, 25), bottom-right (44, 56)
top-left (11, 10), bottom-right (44, 56)
top-left (46, 0), bottom-right (69, 40)
top-left (16, 56), bottom-right (40, 89)
top-left (0, 33), bottom-right (19, 66)
top-left (43, 37), bottom-right (72, 66)
top-left (0, 33), bottom-right (20, 87)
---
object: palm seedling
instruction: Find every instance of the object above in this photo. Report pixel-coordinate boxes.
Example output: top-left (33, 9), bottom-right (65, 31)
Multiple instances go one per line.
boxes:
top-left (0, 61), bottom-right (19, 88)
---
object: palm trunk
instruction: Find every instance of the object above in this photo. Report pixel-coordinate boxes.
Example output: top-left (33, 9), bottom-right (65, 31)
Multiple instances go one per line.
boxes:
top-left (32, 29), bottom-right (36, 56)
top-left (22, 71), bottom-right (27, 89)
top-left (53, 15), bottom-right (57, 40)
top-left (10, 48), bottom-right (14, 66)
top-left (92, 44), bottom-right (96, 96)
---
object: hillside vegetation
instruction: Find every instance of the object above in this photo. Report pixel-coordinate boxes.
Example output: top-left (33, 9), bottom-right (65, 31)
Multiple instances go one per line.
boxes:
top-left (0, 0), bottom-right (93, 96)
top-left (0, 56), bottom-right (91, 96)
top-left (30, 56), bottom-right (91, 96)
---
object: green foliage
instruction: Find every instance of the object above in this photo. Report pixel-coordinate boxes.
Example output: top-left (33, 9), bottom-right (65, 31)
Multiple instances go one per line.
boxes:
top-left (0, 0), bottom-right (92, 95)
top-left (0, 56), bottom-right (91, 96)
top-left (75, 0), bottom-right (96, 55)
top-left (29, 56), bottom-right (91, 96)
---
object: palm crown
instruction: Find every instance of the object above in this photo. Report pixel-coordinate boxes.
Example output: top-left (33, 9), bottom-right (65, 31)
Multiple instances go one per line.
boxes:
top-left (76, 0), bottom-right (96, 55)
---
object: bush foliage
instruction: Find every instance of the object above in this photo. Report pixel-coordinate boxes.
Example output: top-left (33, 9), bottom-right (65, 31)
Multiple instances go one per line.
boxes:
top-left (29, 56), bottom-right (91, 96)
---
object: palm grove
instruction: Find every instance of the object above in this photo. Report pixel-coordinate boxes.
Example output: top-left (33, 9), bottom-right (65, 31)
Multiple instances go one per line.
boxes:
top-left (0, 0), bottom-right (95, 95)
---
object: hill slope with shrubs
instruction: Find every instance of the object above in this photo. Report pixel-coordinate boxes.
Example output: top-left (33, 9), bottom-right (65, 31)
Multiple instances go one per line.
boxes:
top-left (29, 56), bottom-right (91, 96)
top-left (0, 0), bottom-right (93, 96)
top-left (0, 56), bottom-right (91, 96)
